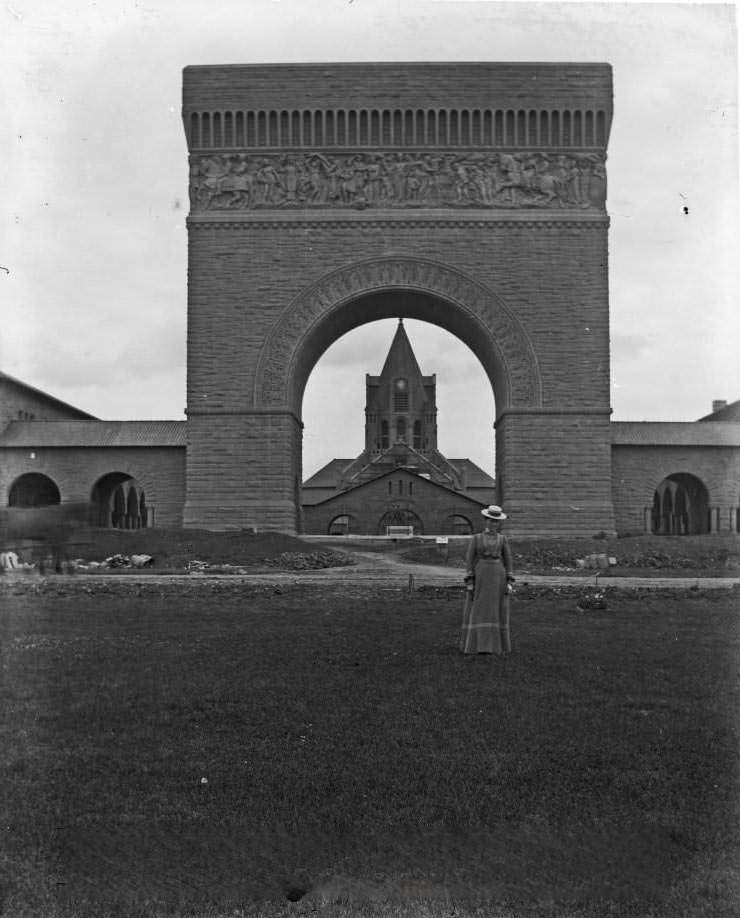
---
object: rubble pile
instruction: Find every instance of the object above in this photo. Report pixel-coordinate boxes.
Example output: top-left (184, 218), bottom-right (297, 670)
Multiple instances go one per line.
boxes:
top-left (73, 554), bottom-right (154, 571)
top-left (620, 550), bottom-right (737, 569)
top-left (186, 560), bottom-right (249, 575)
top-left (262, 550), bottom-right (355, 570)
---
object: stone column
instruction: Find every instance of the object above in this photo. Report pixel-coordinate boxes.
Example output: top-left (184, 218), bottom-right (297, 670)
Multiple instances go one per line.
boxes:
top-left (184, 410), bottom-right (303, 531)
top-left (496, 410), bottom-right (616, 537)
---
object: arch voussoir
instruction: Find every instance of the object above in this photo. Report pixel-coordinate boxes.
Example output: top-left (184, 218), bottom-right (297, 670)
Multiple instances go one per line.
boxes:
top-left (254, 257), bottom-right (542, 412)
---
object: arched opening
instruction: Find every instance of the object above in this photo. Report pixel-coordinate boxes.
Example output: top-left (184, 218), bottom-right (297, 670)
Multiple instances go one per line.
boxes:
top-left (91, 473), bottom-right (149, 529)
top-left (191, 254), bottom-right (603, 538)
top-left (302, 316), bottom-right (497, 536)
top-left (328, 514), bottom-right (353, 535)
top-left (377, 507), bottom-right (424, 536)
top-left (8, 473), bottom-right (61, 508)
top-left (281, 283), bottom-right (538, 419)
top-left (442, 514), bottom-right (474, 535)
top-left (651, 473), bottom-right (710, 535)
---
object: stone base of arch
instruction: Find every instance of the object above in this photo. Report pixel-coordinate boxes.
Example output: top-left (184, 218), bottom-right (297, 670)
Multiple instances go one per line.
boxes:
top-left (495, 409), bottom-right (616, 537)
top-left (183, 408), bottom-right (616, 537)
top-left (183, 410), bottom-right (304, 531)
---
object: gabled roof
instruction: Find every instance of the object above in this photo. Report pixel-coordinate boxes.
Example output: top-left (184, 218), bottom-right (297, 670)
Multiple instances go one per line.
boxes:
top-left (611, 422), bottom-right (740, 447)
top-left (0, 370), bottom-right (97, 419)
top-left (344, 442), bottom-right (458, 488)
top-left (0, 420), bottom-right (186, 448)
top-left (697, 399), bottom-right (740, 422)
top-left (302, 458), bottom-right (354, 489)
top-left (303, 465), bottom-right (487, 509)
top-left (446, 458), bottom-right (496, 488)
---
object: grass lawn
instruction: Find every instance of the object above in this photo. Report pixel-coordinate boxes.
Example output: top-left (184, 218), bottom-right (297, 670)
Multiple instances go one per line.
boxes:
top-left (1, 581), bottom-right (739, 917)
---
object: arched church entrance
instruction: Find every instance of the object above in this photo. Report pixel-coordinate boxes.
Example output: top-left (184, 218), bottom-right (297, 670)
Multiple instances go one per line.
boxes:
top-left (377, 507), bottom-right (424, 536)
top-left (182, 63), bottom-right (615, 537)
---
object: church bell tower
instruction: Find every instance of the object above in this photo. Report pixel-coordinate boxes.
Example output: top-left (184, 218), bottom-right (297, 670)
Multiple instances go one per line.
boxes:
top-left (364, 320), bottom-right (438, 457)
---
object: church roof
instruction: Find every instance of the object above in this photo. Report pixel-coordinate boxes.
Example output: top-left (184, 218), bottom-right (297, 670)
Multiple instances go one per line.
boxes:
top-left (303, 465), bottom-right (488, 509)
top-left (0, 420), bottom-right (187, 448)
top-left (345, 442), bottom-right (459, 488)
top-left (302, 458), bottom-right (354, 488)
top-left (446, 458), bottom-right (496, 488)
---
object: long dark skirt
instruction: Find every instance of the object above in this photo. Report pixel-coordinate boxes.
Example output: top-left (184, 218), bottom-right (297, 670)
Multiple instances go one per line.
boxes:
top-left (460, 558), bottom-right (511, 655)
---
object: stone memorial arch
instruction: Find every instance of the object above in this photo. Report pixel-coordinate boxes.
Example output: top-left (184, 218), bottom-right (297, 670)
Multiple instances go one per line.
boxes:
top-left (182, 63), bottom-right (616, 536)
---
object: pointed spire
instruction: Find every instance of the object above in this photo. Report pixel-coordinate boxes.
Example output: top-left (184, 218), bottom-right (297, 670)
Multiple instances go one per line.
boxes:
top-left (378, 318), bottom-right (423, 381)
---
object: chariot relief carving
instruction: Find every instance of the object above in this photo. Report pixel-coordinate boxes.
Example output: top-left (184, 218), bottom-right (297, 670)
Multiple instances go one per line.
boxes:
top-left (190, 150), bottom-right (606, 213)
top-left (255, 258), bottom-right (543, 410)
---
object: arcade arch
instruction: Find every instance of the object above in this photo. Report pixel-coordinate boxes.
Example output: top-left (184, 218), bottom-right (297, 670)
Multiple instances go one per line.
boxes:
top-left (8, 473), bottom-right (61, 508)
top-left (651, 473), bottom-right (709, 535)
top-left (91, 472), bottom-right (149, 529)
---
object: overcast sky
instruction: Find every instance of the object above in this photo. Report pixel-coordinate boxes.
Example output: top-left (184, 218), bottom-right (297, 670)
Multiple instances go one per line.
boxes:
top-left (2, 0), bottom-right (738, 478)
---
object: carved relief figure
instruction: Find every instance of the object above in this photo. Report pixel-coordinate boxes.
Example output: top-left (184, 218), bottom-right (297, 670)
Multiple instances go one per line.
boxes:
top-left (190, 150), bottom-right (608, 212)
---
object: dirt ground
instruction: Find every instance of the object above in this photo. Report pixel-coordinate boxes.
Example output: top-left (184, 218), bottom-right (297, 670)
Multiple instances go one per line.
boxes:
top-left (1, 526), bottom-right (739, 577)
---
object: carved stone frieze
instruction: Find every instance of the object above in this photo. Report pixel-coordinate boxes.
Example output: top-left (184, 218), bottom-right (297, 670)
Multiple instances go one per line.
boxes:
top-left (255, 257), bottom-right (543, 410)
top-left (190, 150), bottom-right (606, 213)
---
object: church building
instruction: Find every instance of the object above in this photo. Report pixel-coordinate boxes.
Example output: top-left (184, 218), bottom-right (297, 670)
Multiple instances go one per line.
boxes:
top-left (301, 320), bottom-right (496, 535)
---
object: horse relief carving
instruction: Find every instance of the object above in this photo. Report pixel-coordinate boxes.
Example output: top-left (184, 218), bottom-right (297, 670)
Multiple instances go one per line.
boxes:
top-left (190, 151), bottom-right (606, 212)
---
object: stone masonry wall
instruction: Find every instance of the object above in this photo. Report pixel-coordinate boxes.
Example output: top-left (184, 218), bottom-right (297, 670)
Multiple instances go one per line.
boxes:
top-left (0, 447), bottom-right (186, 528)
top-left (185, 218), bottom-right (612, 534)
top-left (186, 219), bottom-right (611, 412)
top-left (302, 470), bottom-right (486, 536)
top-left (611, 445), bottom-right (740, 535)
top-left (182, 62), bottom-right (613, 117)
top-left (183, 62), bottom-right (614, 534)
top-left (496, 411), bottom-right (615, 536)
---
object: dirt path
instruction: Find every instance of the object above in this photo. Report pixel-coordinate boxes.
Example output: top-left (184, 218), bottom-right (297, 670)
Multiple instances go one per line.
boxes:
top-left (2, 548), bottom-right (739, 591)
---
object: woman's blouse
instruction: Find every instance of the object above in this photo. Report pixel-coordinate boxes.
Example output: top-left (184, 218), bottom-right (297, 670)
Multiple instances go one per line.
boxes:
top-left (465, 531), bottom-right (514, 579)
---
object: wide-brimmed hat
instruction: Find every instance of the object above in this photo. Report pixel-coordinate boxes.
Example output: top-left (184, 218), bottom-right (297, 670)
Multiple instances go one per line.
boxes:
top-left (481, 505), bottom-right (507, 520)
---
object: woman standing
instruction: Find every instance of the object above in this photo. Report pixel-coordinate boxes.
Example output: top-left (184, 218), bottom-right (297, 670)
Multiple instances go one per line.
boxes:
top-left (460, 505), bottom-right (515, 656)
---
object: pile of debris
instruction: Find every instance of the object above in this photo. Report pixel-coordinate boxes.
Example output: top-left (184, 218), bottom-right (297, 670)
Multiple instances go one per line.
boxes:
top-left (262, 550), bottom-right (355, 570)
top-left (186, 560), bottom-right (249, 575)
top-left (575, 553), bottom-right (618, 571)
top-left (73, 554), bottom-right (154, 571)
top-left (0, 551), bottom-right (34, 572)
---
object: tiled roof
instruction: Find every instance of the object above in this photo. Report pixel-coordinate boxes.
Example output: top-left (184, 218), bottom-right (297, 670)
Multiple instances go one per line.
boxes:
top-left (0, 420), bottom-right (186, 448)
top-left (302, 459), bottom-right (354, 489)
top-left (304, 466), bottom-right (487, 508)
top-left (611, 422), bottom-right (740, 447)
top-left (446, 458), bottom-right (496, 487)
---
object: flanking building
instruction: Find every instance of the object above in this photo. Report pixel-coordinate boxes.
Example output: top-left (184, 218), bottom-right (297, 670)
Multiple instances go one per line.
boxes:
top-left (1, 62), bottom-right (738, 537)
